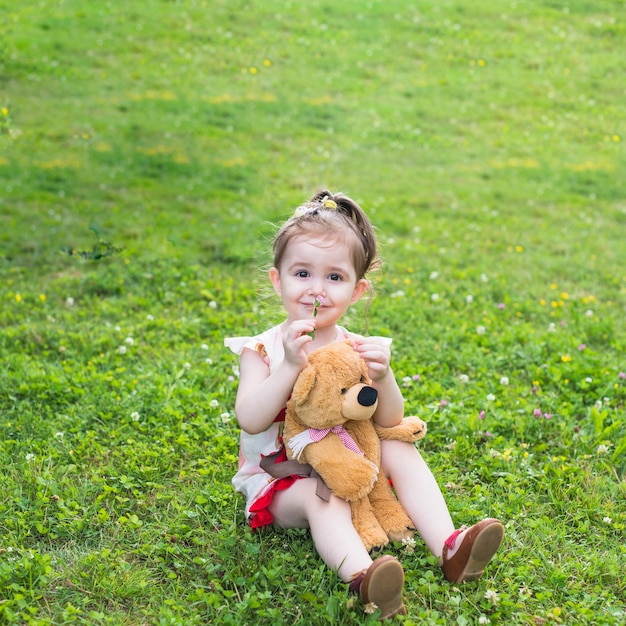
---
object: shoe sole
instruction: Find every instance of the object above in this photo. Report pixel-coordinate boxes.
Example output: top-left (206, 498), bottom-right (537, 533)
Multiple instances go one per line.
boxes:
top-left (360, 555), bottom-right (406, 620)
top-left (457, 521), bottom-right (504, 582)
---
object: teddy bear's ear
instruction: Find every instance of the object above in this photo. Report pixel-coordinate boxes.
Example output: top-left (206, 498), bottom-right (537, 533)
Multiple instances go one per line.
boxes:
top-left (293, 366), bottom-right (317, 405)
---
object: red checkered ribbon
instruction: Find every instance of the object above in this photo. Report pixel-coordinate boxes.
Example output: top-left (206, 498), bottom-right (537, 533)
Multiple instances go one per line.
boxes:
top-left (308, 425), bottom-right (363, 456)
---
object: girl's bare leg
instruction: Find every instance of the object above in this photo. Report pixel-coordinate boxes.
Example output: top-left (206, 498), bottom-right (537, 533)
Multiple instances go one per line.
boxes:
top-left (380, 439), bottom-right (455, 559)
top-left (269, 477), bottom-right (373, 581)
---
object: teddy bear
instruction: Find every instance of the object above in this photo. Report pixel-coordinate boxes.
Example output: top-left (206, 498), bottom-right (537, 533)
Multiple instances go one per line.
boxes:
top-left (282, 340), bottom-right (427, 552)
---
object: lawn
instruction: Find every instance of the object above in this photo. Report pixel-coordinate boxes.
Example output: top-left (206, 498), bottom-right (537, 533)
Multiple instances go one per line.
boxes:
top-left (1, 0), bottom-right (624, 624)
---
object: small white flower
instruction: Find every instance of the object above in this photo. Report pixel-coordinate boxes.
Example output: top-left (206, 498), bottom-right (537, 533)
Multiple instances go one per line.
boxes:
top-left (459, 374), bottom-right (469, 383)
top-left (232, 365), bottom-right (240, 377)
top-left (487, 393), bottom-right (496, 402)
top-left (476, 325), bottom-right (486, 335)
top-left (480, 273), bottom-right (489, 282)
top-left (489, 449), bottom-right (501, 458)
top-left (484, 589), bottom-right (500, 606)
top-left (479, 617), bottom-right (491, 625)
top-left (147, 314), bottom-right (154, 321)
top-left (548, 323), bottom-right (556, 332)
top-left (500, 376), bottom-right (509, 386)
top-left (125, 337), bottom-right (134, 346)
top-left (596, 444), bottom-right (610, 455)
top-left (431, 293), bottom-right (440, 301)
top-left (209, 399), bottom-right (219, 409)
top-left (603, 516), bottom-right (612, 524)
top-left (54, 432), bottom-right (64, 439)
top-left (363, 602), bottom-right (378, 615)
top-left (429, 271), bottom-right (439, 280)
top-left (401, 536), bottom-right (416, 554)
top-left (201, 343), bottom-right (209, 350)
top-left (390, 290), bottom-right (405, 298)
top-left (184, 362), bottom-right (191, 370)
top-left (402, 375), bottom-right (412, 387)
top-left (205, 358), bottom-right (213, 365)
top-left (585, 377), bottom-right (593, 383)
top-left (26, 453), bottom-right (36, 462)
top-left (585, 309), bottom-right (594, 318)
top-left (221, 412), bottom-right (231, 423)
top-left (595, 400), bottom-right (603, 409)
top-left (131, 412), bottom-right (140, 422)
top-left (466, 294), bottom-right (474, 304)
top-left (603, 397), bottom-right (610, 405)
top-left (65, 297), bottom-right (74, 306)
top-left (115, 325), bottom-right (121, 332)
top-left (209, 301), bottom-right (217, 309)
top-left (117, 345), bottom-right (127, 355)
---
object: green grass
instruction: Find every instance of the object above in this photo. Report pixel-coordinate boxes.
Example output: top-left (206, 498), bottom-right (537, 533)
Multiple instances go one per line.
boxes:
top-left (1, 0), bottom-right (624, 623)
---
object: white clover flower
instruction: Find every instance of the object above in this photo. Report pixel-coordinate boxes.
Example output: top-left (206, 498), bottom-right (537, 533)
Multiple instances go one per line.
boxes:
top-left (401, 536), bottom-right (416, 554)
top-left (459, 374), bottom-right (469, 383)
top-left (131, 412), bottom-right (140, 422)
top-left (476, 325), bottom-right (486, 335)
top-left (466, 294), bottom-right (474, 304)
top-left (548, 323), bottom-right (556, 332)
top-left (26, 453), bottom-right (36, 462)
top-left (363, 602), bottom-right (378, 615)
top-left (429, 271), bottom-right (439, 280)
top-left (585, 310), bottom-right (594, 317)
top-left (184, 362), bottom-right (191, 370)
top-left (209, 301), bottom-right (217, 309)
top-left (603, 516), bottom-right (612, 524)
top-left (500, 376), bottom-right (509, 386)
top-left (484, 589), bottom-right (500, 606)
top-left (125, 337), bottom-right (134, 346)
top-left (479, 617), bottom-right (491, 625)
top-left (431, 293), bottom-right (440, 302)
top-left (209, 399), bottom-right (219, 409)
top-left (206, 358), bottom-right (213, 365)
top-left (487, 393), bottom-right (496, 402)
top-left (390, 290), bottom-right (405, 298)
top-left (480, 273), bottom-right (489, 282)
top-left (65, 297), bottom-right (75, 306)
top-left (54, 432), bottom-right (64, 439)
top-left (585, 377), bottom-right (593, 383)
top-left (201, 343), bottom-right (209, 350)
top-left (147, 314), bottom-right (154, 321)
top-left (221, 412), bottom-right (231, 423)
top-left (117, 345), bottom-right (127, 355)
top-left (596, 444), bottom-right (610, 455)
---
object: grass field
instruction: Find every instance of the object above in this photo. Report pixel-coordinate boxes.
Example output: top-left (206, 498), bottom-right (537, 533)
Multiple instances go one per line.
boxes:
top-left (1, 0), bottom-right (625, 624)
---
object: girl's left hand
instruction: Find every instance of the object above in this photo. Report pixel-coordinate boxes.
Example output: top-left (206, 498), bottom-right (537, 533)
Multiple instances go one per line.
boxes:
top-left (352, 338), bottom-right (391, 382)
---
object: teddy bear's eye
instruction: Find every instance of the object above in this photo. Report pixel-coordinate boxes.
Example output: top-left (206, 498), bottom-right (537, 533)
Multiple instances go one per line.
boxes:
top-left (340, 388), bottom-right (347, 395)
top-left (360, 375), bottom-right (366, 383)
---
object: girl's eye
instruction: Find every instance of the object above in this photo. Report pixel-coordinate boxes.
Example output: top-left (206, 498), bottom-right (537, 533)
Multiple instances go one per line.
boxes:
top-left (328, 273), bottom-right (342, 281)
top-left (295, 270), bottom-right (309, 278)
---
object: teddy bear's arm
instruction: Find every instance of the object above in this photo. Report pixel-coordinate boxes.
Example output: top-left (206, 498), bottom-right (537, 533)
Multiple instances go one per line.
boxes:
top-left (374, 415), bottom-right (427, 443)
top-left (303, 436), bottom-right (379, 502)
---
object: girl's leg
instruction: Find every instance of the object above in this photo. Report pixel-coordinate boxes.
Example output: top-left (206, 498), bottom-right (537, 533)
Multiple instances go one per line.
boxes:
top-left (381, 440), bottom-right (504, 582)
top-left (269, 477), bottom-right (372, 581)
top-left (380, 439), bottom-right (454, 558)
top-left (269, 477), bottom-right (407, 618)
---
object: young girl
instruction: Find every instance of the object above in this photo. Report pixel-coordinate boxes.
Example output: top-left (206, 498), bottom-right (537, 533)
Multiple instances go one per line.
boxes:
top-left (225, 190), bottom-right (504, 620)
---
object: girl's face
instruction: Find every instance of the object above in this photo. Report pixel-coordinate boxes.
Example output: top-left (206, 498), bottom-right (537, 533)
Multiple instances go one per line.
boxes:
top-left (269, 236), bottom-right (368, 328)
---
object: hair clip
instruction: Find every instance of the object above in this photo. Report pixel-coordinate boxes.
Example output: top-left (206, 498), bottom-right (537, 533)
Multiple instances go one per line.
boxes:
top-left (322, 198), bottom-right (338, 210)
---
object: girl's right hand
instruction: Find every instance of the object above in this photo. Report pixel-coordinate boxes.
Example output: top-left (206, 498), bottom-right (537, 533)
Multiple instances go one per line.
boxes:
top-left (282, 319), bottom-right (316, 370)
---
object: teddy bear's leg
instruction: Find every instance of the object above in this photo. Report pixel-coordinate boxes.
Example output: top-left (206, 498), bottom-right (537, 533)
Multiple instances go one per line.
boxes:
top-left (351, 497), bottom-right (389, 553)
top-left (367, 473), bottom-right (415, 544)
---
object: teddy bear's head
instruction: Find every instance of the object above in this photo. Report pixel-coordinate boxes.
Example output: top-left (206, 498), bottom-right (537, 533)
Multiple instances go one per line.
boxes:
top-left (289, 341), bottom-right (378, 430)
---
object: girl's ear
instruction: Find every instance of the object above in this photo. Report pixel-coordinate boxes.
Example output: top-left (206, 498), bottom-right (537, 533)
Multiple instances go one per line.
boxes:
top-left (269, 267), bottom-right (281, 296)
top-left (350, 278), bottom-right (369, 303)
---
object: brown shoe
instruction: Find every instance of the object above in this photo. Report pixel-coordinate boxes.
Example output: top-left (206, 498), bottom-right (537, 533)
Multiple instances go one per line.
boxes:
top-left (359, 555), bottom-right (406, 620)
top-left (442, 518), bottom-right (504, 583)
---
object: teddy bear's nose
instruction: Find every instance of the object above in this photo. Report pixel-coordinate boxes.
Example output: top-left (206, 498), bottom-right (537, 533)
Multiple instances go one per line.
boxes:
top-left (357, 386), bottom-right (378, 407)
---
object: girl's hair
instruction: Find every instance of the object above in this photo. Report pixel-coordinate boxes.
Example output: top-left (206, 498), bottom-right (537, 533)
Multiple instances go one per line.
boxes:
top-left (272, 190), bottom-right (380, 280)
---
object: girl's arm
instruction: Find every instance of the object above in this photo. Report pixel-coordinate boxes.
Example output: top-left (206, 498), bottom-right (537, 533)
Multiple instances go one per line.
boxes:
top-left (352, 337), bottom-right (405, 427)
top-left (234, 320), bottom-right (315, 434)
